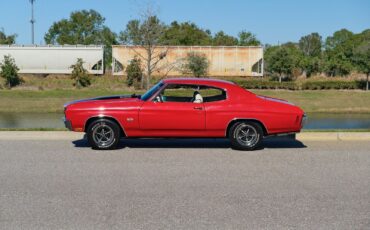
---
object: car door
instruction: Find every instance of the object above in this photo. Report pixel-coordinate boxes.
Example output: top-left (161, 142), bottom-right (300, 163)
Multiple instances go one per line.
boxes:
top-left (139, 84), bottom-right (205, 130)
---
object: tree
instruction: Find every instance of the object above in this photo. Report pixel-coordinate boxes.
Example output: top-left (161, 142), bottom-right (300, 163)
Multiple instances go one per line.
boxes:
top-left (353, 41), bottom-right (370, 90)
top-left (182, 52), bottom-right (209, 78)
top-left (125, 56), bottom-right (143, 88)
top-left (44, 10), bottom-right (118, 67)
top-left (299, 32), bottom-right (322, 57)
top-left (212, 31), bottom-right (238, 46)
top-left (299, 56), bottom-right (321, 77)
top-left (298, 33), bottom-right (322, 77)
top-left (325, 29), bottom-right (354, 51)
top-left (100, 27), bottom-right (119, 68)
top-left (160, 21), bottom-right (212, 45)
top-left (0, 29), bottom-right (16, 44)
top-left (238, 31), bottom-right (261, 46)
top-left (0, 55), bottom-right (21, 88)
top-left (323, 29), bottom-right (355, 76)
top-left (119, 12), bottom-right (167, 89)
top-left (70, 58), bottom-right (91, 88)
top-left (265, 46), bottom-right (295, 83)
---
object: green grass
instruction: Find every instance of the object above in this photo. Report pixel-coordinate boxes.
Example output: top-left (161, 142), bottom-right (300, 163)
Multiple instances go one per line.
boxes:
top-left (0, 89), bottom-right (369, 113)
top-left (1, 74), bottom-right (370, 113)
top-left (250, 90), bottom-right (370, 113)
top-left (0, 89), bottom-right (143, 113)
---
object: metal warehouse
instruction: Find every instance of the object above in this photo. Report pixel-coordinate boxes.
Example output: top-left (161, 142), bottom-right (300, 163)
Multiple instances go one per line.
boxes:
top-left (112, 45), bottom-right (263, 77)
top-left (0, 45), bottom-right (104, 75)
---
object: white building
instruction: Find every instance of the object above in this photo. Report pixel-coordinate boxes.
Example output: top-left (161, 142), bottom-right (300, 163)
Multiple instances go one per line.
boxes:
top-left (0, 45), bottom-right (104, 75)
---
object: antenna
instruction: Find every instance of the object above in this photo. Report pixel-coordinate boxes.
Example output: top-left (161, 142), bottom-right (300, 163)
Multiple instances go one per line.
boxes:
top-left (30, 0), bottom-right (36, 44)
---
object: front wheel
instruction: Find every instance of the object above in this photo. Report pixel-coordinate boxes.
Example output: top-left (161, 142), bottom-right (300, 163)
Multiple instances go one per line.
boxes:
top-left (229, 121), bottom-right (263, 150)
top-left (87, 119), bottom-right (121, 150)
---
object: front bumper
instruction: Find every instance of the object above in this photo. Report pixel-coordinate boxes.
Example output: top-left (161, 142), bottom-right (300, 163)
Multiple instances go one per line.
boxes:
top-left (63, 117), bottom-right (72, 131)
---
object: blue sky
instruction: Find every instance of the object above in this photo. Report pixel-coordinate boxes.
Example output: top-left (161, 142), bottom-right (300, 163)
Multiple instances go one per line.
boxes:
top-left (0, 0), bottom-right (369, 45)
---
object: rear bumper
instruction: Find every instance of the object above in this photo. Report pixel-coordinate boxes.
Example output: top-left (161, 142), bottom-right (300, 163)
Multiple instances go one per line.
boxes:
top-left (301, 113), bottom-right (308, 128)
top-left (63, 117), bottom-right (72, 131)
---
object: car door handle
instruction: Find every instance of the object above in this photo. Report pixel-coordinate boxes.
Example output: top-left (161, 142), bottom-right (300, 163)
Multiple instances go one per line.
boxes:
top-left (193, 107), bottom-right (203, 110)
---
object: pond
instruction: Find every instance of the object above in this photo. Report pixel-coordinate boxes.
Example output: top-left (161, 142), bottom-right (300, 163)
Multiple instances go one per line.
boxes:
top-left (0, 112), bottom-right (370, 130)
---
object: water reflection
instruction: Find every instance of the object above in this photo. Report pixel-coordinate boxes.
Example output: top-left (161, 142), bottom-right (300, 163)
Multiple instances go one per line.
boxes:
top-left (0, 112), bottom-right (64, 129)
top-left (305, 113), bottom-right (370, 129)
top-left (0, 112), bottom-right (370, 130)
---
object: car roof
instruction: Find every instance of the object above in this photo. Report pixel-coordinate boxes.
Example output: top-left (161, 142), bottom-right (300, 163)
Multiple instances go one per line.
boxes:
top-left (162, 78), bottom-right (236, 88)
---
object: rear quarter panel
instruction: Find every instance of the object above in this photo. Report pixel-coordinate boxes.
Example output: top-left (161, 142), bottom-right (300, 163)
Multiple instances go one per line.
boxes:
top-left (205, 86), bottom-right (303, 135)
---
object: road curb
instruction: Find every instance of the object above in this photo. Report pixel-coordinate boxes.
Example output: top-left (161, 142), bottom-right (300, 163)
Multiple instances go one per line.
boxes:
top-left (1, 131), bottom-right (370, 141)
top-left (297, 132), bottom-right (370, 141)
top-left (0, 131), bottom-right (84, 140)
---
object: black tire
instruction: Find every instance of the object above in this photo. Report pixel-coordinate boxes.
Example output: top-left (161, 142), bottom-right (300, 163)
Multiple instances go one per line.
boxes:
top-left (229, 121), bottom-right (263, 150)
top-left (86, 119), bottom-right (121, 150)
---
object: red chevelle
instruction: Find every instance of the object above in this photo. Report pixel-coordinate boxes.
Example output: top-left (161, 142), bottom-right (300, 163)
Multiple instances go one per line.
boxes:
top-left (64, 78), bottom-right (306, 150)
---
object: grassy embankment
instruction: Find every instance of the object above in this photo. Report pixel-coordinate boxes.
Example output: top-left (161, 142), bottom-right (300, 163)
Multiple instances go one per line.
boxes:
top-left (1, 88), bottom-right (370, 114)
top-left (0, 74), bottom-right (369, 113)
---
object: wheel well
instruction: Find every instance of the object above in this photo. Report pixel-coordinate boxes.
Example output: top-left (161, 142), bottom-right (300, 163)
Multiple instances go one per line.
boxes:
top-left (85, 116), bottom-right (126, 137)
top-left (226, 119), bottom-right (268, 137)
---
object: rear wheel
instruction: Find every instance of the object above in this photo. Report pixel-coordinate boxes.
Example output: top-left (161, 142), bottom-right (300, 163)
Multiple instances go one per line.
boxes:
top-left (229, 121), bottom-right (263, 150)
top-left (87, 119), bottom-right (121, 150)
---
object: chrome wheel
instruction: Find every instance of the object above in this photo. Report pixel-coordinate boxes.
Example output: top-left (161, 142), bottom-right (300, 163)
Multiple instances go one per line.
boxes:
top-left (234, 124), bottom-right (259, 147)
top-left (92, 123), bottom-right (115, 148)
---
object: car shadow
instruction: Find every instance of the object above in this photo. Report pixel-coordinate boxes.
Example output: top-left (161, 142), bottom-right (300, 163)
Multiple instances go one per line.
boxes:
top-left (72, 135), bottom-right (306, 150)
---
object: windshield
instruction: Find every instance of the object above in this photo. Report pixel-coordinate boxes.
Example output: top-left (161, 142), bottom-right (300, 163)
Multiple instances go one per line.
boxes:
top-left (141, 81), bottom-right (164, 101)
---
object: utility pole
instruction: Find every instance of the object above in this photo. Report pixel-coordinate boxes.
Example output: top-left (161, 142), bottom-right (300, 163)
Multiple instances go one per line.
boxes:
top-left (30, 0), bottom-right (36, 44)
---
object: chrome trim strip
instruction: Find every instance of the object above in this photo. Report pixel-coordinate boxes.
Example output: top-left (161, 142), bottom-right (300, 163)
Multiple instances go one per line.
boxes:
top-left (62, 117), bottom-right (72, 131)
top-left (150, 82), bottom-right (229, 103)
top-left (83, 115), bottom-right (127, 137)
top-left (225, 118), bottom-right (269, 137)
top-left (301, 113), bottom-right (308, 128)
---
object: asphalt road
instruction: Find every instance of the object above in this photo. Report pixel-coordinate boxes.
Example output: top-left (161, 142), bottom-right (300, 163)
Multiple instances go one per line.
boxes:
top-left (0, 137), bottom-right (369, 230)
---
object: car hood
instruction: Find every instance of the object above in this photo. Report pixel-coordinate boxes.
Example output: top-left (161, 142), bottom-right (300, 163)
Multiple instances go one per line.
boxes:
top-left (64, 94), bottom-right (141, 107)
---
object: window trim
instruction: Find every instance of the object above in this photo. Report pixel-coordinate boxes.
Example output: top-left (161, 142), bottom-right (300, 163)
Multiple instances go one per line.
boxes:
top-left (151, 83), bottom-right (228, 103)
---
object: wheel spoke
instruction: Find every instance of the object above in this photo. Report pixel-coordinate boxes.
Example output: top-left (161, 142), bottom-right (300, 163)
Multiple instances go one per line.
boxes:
top-left (92, 124), bottom-right (115, 147)
top-left (241, 129), bottom-right (249, 136)
top-left (235, 124), bottom-right (259, 147)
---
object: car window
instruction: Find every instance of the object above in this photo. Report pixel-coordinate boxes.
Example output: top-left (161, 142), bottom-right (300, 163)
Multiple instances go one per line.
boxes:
top-left (198, 87), bottom-right (226, 102)
top-left (161, 84), bottom-right (196, 103)
top-left (141, 81), bottom-right (164, 101)
top-left (158, 84), bottom-right (226, 103)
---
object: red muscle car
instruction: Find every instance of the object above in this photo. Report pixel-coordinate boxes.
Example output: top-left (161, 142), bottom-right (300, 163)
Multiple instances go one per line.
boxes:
top-left (64, 78), bottom-right (306, 150)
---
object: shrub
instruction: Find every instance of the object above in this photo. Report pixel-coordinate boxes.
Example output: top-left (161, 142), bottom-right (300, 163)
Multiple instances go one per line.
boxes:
top-left (301, 81), bottom-right (358, 90)
top-left (231, 78), bottom-right (364, 90)
top-left (235, 80), bottom-right (298, 90)
top-left (182, 52), bottom-right (209, 78)
top-left (70, 58), bottom-right (91, 88)
top-left (125, 56), bottom-right (143, 88)
top-left (0, 55), bottom-right (22, 88)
